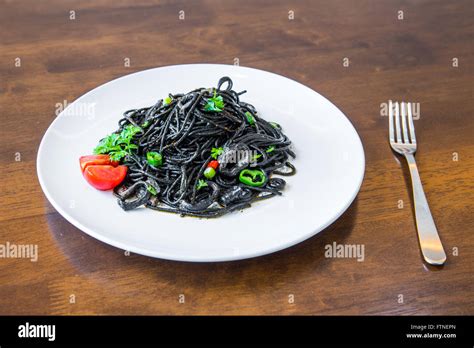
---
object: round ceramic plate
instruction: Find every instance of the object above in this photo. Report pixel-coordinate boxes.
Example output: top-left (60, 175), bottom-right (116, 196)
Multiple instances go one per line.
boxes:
top-left (37, 64), bottom-right (365, 262)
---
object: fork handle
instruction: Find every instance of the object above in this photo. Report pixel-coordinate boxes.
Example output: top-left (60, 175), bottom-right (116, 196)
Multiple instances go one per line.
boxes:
top-left (404, 153), bottom-right (446, 265)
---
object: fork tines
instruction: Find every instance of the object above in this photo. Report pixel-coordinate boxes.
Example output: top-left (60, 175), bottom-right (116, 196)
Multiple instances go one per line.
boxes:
top-left (389, 101), bottom-right (417, 145)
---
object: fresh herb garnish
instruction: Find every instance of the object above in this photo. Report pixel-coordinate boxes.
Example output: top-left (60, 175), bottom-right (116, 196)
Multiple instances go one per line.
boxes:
top-left (204, 90), bottom-right (224, 112)
top-left (93, 125), bottom-right (141, 161)
top-left (245, 111), bottom-right (255, 125)
top-left (196, 179), bottom-right (208, 190)
top-left (108, 150), bottom-right (128, 161)
top-left (147, 185), bottom-right (158, 195)
top-left (141, 121), bottom-right (150, 128)
top-left (266, 145), bottom-right (275, 153)
top-left (211, 147), bottom-right (224, 159)
top-left (252, 147), bottom-right (274, 161)
top-left (146, 151), bottom-right (163, 167)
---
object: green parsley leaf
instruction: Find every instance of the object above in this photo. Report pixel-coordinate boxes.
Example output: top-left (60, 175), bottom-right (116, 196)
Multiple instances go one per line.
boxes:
top-left (93, 124), bottom-right (141, 161)
top-left (266, 145), bottom-right (275, 153)
top-left (147, 185), bottom-right (158, 195)
top-left (120, 125), bottom-right (141, 140)
top-left (94, 136), bottom-right (118, 155)
top-left (196, 179), bottom-right (208, 190)
top-left (204, 90), bottom-right (224, 112)
top-left (211, 147), bottom-right (224, 159)
top-left (109, 150), bottom-right (128, 162)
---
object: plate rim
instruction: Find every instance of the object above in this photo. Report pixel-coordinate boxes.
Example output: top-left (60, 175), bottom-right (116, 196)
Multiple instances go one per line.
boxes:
top-left (37, 63), bottom-right (365, 262)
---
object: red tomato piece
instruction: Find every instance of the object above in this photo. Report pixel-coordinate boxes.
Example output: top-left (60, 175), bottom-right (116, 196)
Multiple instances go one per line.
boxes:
top-left (208, 160), bottom-right (219, 170)
top-left (79, 155), bottom-right (118, 172)
top-left (83, 165), bottom-right (127, 191)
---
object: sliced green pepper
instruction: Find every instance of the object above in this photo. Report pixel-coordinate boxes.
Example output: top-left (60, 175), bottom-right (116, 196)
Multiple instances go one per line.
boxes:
top-left (269, 121), bottom-right (281, 129)
top-left (239, 169), bottom-right (266, 187)
top-left (163, 96), bottom-right (173, 105)
top-left (244, 111), bottom-right (255, 125)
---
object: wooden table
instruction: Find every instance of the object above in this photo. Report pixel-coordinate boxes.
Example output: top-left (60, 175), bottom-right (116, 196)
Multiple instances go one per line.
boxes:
top-left (1, 0), bottom-right (473, 315)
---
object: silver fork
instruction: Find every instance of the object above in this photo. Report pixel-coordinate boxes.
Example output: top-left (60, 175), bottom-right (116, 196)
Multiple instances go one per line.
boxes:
top-left (389, 101), bottom-right (446, 265)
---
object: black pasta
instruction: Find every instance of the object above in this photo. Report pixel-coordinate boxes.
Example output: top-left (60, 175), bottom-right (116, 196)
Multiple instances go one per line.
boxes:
top-left (104, 77), bottom-right (296, 218)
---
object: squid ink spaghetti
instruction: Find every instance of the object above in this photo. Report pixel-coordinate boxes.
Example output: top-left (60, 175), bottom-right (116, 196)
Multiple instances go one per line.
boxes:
top-left (83, 77), bottom-right (296, 218)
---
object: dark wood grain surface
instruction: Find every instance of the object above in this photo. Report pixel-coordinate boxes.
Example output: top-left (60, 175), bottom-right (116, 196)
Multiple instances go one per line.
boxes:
top-left (0, 0), bottom-right (473, 315)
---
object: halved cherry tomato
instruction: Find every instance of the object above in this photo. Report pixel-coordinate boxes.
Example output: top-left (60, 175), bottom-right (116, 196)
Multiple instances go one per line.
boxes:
top-left (208, 160), bottom-right (219, 170)
top-left (83, 165), bottom-right (127, 191)
top-left (79, 155), bottom-right (118, 172)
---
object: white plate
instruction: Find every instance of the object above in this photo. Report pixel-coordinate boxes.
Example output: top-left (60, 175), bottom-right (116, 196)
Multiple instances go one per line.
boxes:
top-left (37, 64), bottom-right (365, 262)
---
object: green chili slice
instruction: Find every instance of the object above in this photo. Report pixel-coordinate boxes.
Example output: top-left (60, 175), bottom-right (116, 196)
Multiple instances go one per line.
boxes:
top-left (239, 169), bottom-right (266, 187)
